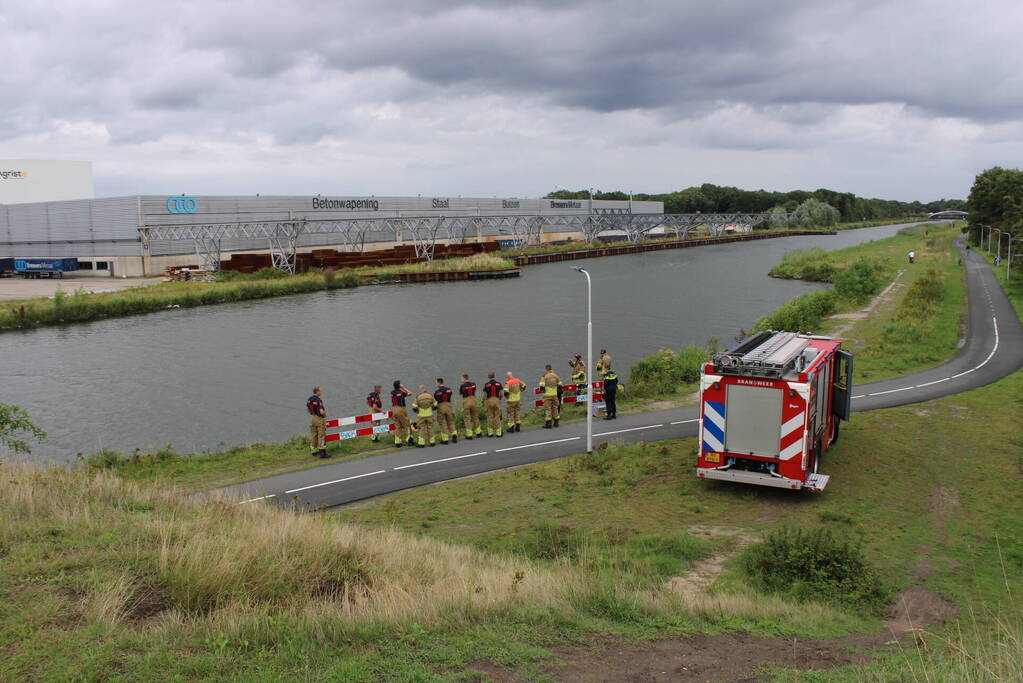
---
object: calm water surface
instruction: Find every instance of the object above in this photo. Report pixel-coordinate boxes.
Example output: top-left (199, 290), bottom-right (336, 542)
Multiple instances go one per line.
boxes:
top-left (1, 224), bottom-right (914, 460)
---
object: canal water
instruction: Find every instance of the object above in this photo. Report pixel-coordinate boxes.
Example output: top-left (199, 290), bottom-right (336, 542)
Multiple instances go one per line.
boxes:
top-left (2, 223), bottom-right (914, 461)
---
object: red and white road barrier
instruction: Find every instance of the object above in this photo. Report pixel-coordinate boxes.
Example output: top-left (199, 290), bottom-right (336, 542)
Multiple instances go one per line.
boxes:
top-left (324, 411), bottom-right (393, 429)
top-left (533, 382), bottom-right (605, 407)
top-left (324, 410), bottom-right (394, 442)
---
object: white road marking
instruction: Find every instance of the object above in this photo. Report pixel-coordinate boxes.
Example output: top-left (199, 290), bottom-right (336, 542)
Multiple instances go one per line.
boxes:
top-left (868, 386), bottom-right (915, 397)
top-left (671, 418), bottom-right (700, 425)
top-left (393, 452), bottom-right (488, 470)
top-left (594, 424), bottom-right (664, 437)
top-left (496, 437), bottom-right (580, 452)
top-left (241, 494), bottom-right (275, 504)
top-left (284, 470), bottom-right (386, 494)
top-left (858, 317), bottom-right (1001, 398)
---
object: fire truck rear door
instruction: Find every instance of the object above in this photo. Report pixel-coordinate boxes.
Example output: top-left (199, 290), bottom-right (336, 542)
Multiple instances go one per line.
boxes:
top-left (832, 350), bottom-right (853, 421)
top-left (724, 385), bottom-right (782, 457)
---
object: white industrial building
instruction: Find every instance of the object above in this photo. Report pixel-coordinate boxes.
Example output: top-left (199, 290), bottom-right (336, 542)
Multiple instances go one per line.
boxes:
top-left (0, 159), bottom-right (93, 205)
top-left (1, 193), bottom-right (663, 276)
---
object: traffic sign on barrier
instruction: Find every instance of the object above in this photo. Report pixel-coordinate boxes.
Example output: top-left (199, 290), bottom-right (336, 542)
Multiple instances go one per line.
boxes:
top-left (324, 410), bottom-right (394, 442)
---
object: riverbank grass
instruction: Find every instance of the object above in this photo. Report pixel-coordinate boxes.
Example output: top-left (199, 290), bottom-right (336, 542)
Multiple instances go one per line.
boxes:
top-left (0, 254), bottom-right (516, 330)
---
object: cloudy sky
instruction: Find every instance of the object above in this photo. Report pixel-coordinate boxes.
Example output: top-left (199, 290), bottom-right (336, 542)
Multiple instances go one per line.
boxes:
top-left (2, 0), bottom-right (1020, 202)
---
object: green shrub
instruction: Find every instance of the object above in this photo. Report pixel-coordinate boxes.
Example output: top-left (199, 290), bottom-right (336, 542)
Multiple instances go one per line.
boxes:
top-left (627, 342), bottom-right (712, 398)
top-left (741, 527), bottom-right (892, 613)
top-left (753, 289), bottom-right (838, 333)
top-left (770, 249), bottom-right (836, 281)
top-left (83, 449), bottom-right (125, 470)
top-left (255, 266), bottom-right (287, 279)
top-left (899, 268), bottom-right (944, 314)
top-left (335, 271), bottom-right (360, 289)
top-left (833, 259), bottom-right (883, 303)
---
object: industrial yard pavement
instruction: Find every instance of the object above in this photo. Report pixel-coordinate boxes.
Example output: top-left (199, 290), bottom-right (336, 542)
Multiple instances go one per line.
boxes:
top-left (0, 274), bottom-right (163, 301)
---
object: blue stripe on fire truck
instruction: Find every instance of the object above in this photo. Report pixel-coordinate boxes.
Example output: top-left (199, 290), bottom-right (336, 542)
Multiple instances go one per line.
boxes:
top-left (702, 400), bottom-right (726, 452)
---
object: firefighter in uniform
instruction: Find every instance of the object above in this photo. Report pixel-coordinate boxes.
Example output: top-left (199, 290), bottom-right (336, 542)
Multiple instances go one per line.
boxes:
top-left (390, 380), bottom-right (414, 447)
top-left (366, 384), bottom-right (384, 442)
top-left (597, 348), bottom-right (613, 379)
top-left (414, 385), bottom-right (437, 447)
top-left (307, 386), bottom-right (328, 458)
top-left (434, 378), bottom-right (457, 444)
top-left (482, 372), bottom-right (504, 437)
top-left (570, 353), bottom-right (586, 384)
top-left (503, 371), bottom-right (525, 433)
top-left (602, 369), bottom-right (619, 420)
top-left (459, 374), bottom-right (482, 439)
top-left (539, 364), bottom-right (562, 428)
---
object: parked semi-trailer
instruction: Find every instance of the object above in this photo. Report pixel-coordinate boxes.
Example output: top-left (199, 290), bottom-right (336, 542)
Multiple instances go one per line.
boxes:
top-left (0, 258), bottom-right (14, 277)
top-left (696, 330), bottom-right (853, 492)
top-left (14, 258), bottom-right (80, 278)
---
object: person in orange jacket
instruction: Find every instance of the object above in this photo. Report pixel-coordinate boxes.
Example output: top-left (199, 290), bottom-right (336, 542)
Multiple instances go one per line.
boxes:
top-left (504, 371), bottom-right (525, 433)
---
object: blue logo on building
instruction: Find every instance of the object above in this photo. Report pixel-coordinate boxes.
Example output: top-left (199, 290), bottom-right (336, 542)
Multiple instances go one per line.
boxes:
top-left (167, 196), bottom-right (198, 214)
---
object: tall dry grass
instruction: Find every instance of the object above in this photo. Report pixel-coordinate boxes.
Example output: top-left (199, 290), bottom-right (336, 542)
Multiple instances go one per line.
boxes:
top-left (0, 462), bottom-right (574, 634)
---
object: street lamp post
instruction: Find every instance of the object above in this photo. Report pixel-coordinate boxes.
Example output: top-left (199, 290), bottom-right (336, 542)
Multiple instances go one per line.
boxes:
top-left (1008, 237), bottom-right (1016, 281)
top-left (572, 266), bottom-right (593, 453)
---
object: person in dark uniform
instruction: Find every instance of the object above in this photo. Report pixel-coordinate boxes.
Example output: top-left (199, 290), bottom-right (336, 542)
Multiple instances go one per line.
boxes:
top-left (366, 384), bottom-right (384, 442)
top-left (434, 378), bottom-right (457, 444)
top-left (306, 386), bottom-right (328, 458)
top-left (390, 380), bottom-right (414, 447)
top-left (603, 369), bottom-right (619, 420)
top-left (459, 373), bottom-right (482, 439)
top-left (482, 372), bottom-right (504, 437)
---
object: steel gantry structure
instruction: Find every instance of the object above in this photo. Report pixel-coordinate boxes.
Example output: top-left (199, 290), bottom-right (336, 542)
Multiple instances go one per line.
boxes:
top-left (138, 212), bottom-right (789, 273)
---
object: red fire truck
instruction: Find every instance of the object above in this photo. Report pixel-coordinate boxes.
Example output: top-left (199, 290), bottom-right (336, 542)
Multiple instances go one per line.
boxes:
top-left (696, 331), bottom-right (853, 492)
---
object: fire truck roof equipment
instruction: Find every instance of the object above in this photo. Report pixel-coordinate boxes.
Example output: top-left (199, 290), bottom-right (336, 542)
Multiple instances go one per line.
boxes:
top-left (711, 330), bottom-right (827, 379)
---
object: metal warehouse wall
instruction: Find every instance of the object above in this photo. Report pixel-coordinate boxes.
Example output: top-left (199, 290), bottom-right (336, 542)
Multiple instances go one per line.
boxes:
top-left (0, 197), bottom-right (140, 258)
top-left (3, 194), bottom-right (664, 258)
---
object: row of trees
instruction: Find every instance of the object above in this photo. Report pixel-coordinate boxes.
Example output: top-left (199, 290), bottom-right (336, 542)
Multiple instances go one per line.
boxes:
top-left (547, 184), bottom-right (966, 222)
top-left (967, 167), bottom-right (1023, 251)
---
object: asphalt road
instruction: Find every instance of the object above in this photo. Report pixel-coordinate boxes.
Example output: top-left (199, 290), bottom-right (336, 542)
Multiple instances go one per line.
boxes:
top-left (221, 242), bottom-right (1023, 510)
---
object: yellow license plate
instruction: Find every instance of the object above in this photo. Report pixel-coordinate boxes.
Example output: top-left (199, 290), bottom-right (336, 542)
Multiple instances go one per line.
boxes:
top-left (704, 452), bottom-right (721, 464)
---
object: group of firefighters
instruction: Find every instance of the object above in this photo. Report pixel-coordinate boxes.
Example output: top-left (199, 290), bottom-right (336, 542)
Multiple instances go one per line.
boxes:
top-left (305, 350), bottom-right (619, 457)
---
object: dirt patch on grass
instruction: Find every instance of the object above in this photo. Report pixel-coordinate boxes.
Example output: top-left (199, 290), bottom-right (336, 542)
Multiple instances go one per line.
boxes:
top-left (542, 633), bottom-right (883, 682)
top-left (827, 270), bottom-right (905, 338)
top-left (124, 581), bottom-right (174, 623)
top-left (666, 526), bottom-right (760, 599)
top-left (471, 586), bottom-right (959, 682)
top-left (885, 587), bottom-right (959, 640)
top-left (931, 487), bottom-right (961, 527)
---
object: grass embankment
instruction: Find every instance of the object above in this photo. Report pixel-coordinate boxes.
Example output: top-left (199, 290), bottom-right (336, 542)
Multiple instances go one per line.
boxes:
top-left (8, 378), bottom-right (1020, 676)
top-left (0, 254), bottom-right (515, 330)
top-left (337, 340), bottom-right (1023, 678)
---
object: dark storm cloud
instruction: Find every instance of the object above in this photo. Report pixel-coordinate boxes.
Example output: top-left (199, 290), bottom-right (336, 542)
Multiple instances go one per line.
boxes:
top-left (1, 0), bottom-right (1020, 203)
top-left (153, 0), bottom-right (1021, 125)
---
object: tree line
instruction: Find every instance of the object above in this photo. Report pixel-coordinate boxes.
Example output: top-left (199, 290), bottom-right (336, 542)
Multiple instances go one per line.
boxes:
top-left (546, 184), bottom-right (966, 222)
top-left (966, 167), bottom-right (1023, 251)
